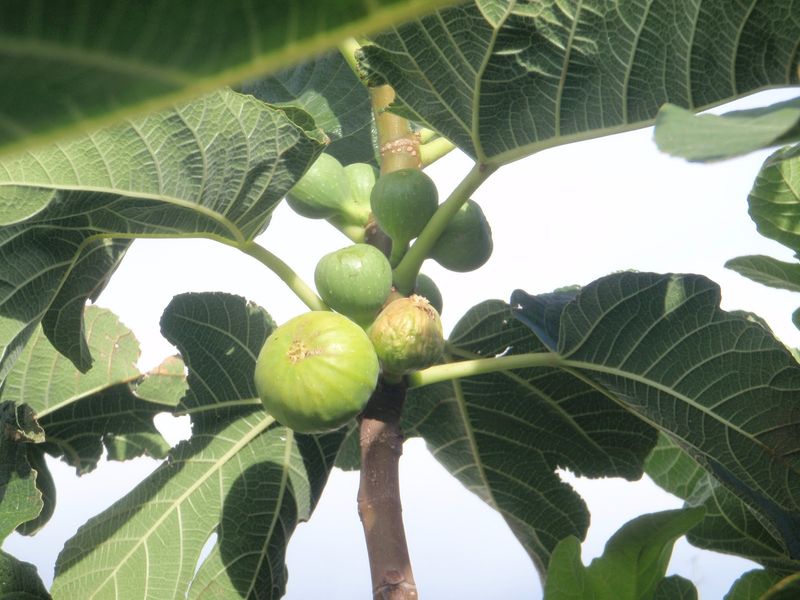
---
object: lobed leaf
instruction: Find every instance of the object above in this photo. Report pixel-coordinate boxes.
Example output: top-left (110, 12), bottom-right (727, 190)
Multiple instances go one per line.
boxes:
top-left (0, 0), bottom-right (458, 159)
top-left (726, 255), bottom-right (800, 294)
top-left (406, 299), bottom-right (657, 572)
top-left (513, 272), bottom-right (800, 566)
top-left (51, 293), bottom-right (343, 599)
top-left (0, 88), bottom-right (323, 378)
top-left (543, 508), bottom-right (704, 600)
top-left (360, 0), bottom-right (800, 166)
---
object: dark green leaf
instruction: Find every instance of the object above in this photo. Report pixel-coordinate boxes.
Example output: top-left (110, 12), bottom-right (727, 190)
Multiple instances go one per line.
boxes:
top-left (243, 51), bottom-right (377, 166)
top-left (51, 293), bottom-right (343, 599)
top-left (15, 447), bottom-right (55, 536)
top-left (726, 255), bottom-right (800, 293)
top-left (406, 299), bottom-right (657, 571)
top-left (654, 575), bottom-right (697, 600)
top-left (0, 0), bottom-right (458, 159)
top-left (763, 572), bottom-right (800, 600)
top-left (0, 89), bottom-right (323, 377)
top-left (724, 569), bottom-right (785, 600)
top-left (361, 1), bottom-right (800, 166)
top-left (543, 508), bottom-right (705, 600)
top-left (159, 292), bottom-right (275, 427)
top-left (131, 356), bottom-right (188, 408)
top-left (646, 434), bottom-right (799, 572)
top-left (654, 97), bottom-right (800, 162)
top-left (513, 272), bottom-right (800, 565)
top-left (0, 403), bottom-right (43, 542)
top-left (748, 152), bottom-right (800, 254)
top-left (0, 550), bottom-right (50, 599)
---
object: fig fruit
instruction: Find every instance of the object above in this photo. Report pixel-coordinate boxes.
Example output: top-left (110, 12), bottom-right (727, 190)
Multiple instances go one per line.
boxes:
top-left (286, 153), bottom-right (351, 220)
top-left (370, 168), bottom-right (438, 250)
top-left (314, 244), bottom-right (393, 325)
top-left (430, 199), bottom-right (492, 272)
top-left (369, 295), bottom-right (444, 377)
top-left (342, 163), bottom-right (379, 226)
top-left (414, 273), bottom-right (443, 315)
top-left (254, 311), bottom-right (379, 433)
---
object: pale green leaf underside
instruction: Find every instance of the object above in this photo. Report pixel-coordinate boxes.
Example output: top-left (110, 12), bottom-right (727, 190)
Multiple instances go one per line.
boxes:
top-left (0, 88), bottom-right (321, 379)
top-left (726, 255), bottom-right (800, 293)
top-left (362, 0), bottom-right (800, 165)
top-left (2, 306), bottom-right (140, 418)
top-left (748, 153), bottom-right (800, 254)
top-left (51, 293), bottom-right (342, 600)
top-left (654, 97), bottom-right (800, 162)
top-left (0, 0), bottom-right (458, 159)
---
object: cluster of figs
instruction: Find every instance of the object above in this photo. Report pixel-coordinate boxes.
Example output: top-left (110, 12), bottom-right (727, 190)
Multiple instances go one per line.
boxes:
top-left (254, 153), bottom-right (493, 433)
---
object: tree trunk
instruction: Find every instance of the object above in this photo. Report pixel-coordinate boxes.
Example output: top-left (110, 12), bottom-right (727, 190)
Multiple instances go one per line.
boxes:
top-left (357, 378), bottom-right (418, 599)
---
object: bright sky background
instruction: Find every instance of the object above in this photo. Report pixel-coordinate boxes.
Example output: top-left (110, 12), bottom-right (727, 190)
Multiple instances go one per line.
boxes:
top-left (4, 88), bottom-right (799, 599)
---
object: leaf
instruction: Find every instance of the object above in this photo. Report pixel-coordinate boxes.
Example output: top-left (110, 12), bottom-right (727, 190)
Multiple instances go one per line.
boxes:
top-left (0, 403), bottom-right (43, 542)
top-left (646, 434), bottom-right (799, 572)
top-left (38, 384), bottom-right (172, 475)
top-left (360, 1), bottom-right (800, 166)
top-left (15, 447), bottom-right (55, 536)
top-left (131, 356), bottom-right (188, 408)
top-left (51, 293), bottom-right (343, 600)
top-left (0, 88), bottom-right (323, 377)
top-left (512, 272), bottom-right (800, 565)
top-left (2, 306), bottom-right (141, 418)
top-left (653, 575), bottom-right (697, 600)
top-left (405, 299), bottom-right (657, 572)
top-left (0, 550), bottom-right (50, 599)
top-left (0, 0), bottom-right (458, 159)
top-left (159, 292), bottom-right (275, 422)
top-left (726, 255), bottom-right (800, 293)
top-left (748, 152), bottom-right (800, 254)
top-left (724, 569), bottom-right (786, 600)
top-left (654, 97), bottom-right (800, 162)
top-left (243, 50), bottom-right (377, 166)
top-left (763, 572), bottom-right (800, 600)
top-left (543, 508), bottom-right (705, 600)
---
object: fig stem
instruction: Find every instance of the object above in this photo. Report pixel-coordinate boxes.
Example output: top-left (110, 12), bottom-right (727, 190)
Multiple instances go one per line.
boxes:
top-left (358, 378), bottom-right (418, 600)
top-left (393, 162), bottom-right (496, 294)
top-left (238, 240), bottom-right (328, 312)
top-left (338, 37), bottom-right (363, 78)
top-left (407, 352), bottom-right (563, 388)
top-left (420, 137), bottom-right (456, 167)
top-left (371, 85), bottom-right (420, 174)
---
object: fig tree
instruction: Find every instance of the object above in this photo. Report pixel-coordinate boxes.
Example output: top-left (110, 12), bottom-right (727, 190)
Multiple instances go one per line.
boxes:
top-left (285, 153), bottom-right (351, 220)
top-left (254, 311), bottom-right (379, 433)
top-left (369, 295), bottom-right (444, 378)
top-left (314, 244), bottom-right (393, 325)
top-left (370, 168), bottom-right (438, 261)
top-left (414, 273), bottom-right (443, 315)
top-left (430, 199), bottom-right (493, 272)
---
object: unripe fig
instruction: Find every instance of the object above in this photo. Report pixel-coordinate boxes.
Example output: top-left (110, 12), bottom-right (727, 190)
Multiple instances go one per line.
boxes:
top-left (370, 169), bottom-right (438, 246)
top-left (254, 311), bottom-right (379, 433)
top-left (369, 295), bottom-right (444, 377)
top-left (430, 199), bottom-right (493, 272)
top-left (286, 153), bottom-right (351, 219)
top-left (414, 273), bottom-right (443, 315)
top-left (314, 244), bottom-right (393, 325)
top-left (341, 163), bottom-right (379, 226)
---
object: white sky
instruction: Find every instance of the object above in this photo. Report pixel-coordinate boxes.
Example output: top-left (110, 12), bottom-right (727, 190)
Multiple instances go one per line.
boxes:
top-left (4, 88), bottom-right (799, 599)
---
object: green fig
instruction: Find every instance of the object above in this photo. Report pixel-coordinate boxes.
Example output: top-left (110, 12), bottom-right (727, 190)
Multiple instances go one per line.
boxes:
top-left (314, 244), bottom-right (393, 325)
top-left (286, 153), bottom-right (351, 219)
top-left (341, 162), bottom-right (379, 226)
top-left (369, 295), bottom-right (444, 378)
top-left (370, 168), bottom-right (438, 251)
top-left (413, 273), bottom-right (443, 315)
top-left (255, 311), bottom-right (379, 433)
top-left (430, 199), bottom-right (492, 272)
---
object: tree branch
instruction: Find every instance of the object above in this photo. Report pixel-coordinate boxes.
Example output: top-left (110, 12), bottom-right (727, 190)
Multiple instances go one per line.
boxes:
top-left (358, 378), bottom-right (418, 600)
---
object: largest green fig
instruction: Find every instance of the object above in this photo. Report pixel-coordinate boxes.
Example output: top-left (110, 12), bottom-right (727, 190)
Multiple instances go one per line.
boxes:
top-left (255, 311), bottom-right (379, 433)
